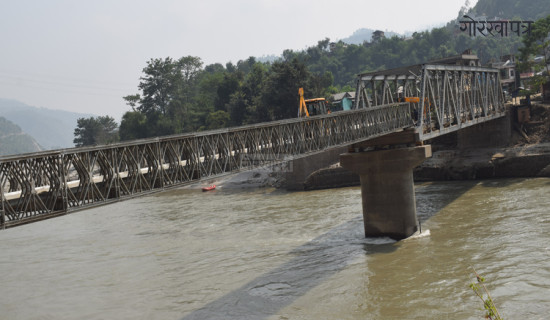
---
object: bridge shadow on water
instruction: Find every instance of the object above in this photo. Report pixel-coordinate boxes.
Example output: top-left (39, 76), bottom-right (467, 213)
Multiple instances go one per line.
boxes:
top-left (415, 180), bottom-right (480, 226)
top-left (181, 181), bottom-right (479, 319)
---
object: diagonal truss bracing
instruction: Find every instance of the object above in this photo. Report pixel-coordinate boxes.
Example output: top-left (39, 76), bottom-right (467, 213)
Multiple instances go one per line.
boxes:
top-left (0, 102), bottom-right (413, 228)
top-left (355, 64), bottom-right (506, 140)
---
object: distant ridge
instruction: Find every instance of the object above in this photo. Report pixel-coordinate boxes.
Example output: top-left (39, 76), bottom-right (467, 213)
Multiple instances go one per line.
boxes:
top-left (340, 28), bottom-right (402, 45)
top-left (0, 116), bottom-right (42, 156)
top-left (0, 98), bottom-right (95, 150)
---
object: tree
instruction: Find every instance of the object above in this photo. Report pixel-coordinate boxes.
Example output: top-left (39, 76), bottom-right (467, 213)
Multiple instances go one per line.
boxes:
top-left (205, 110), bottom-right (230, 130)
top-left (215, 72), bottom-right (242, 111)
top-left (73, 116), bottom-right (119, 147)
top-left (262, 58), bottom-right (311, 120)
top-left (119, 111), bottom-right (148, 141)
top-left (127, 57), bottom-right (181, 116)
top-left (123, 56), bottom-right (204, 137)
top-left (242, 63), bottom-right (269, 124)
top-left (227, 91), bottom-right (247, 126)
top-left (308, 71), bottom-right (334, 98)
top-left (175, 56), bottom-right (203, 108)
top-left (519, 14), bottom-right (550, 93)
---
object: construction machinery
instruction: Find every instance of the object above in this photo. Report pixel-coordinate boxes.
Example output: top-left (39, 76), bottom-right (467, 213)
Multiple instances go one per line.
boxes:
top-left (298, 87), bottom-right (329, 117)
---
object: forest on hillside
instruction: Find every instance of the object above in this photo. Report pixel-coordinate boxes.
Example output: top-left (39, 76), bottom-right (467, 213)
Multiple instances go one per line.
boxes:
top-left (73, 0), bottom-right (550, 147)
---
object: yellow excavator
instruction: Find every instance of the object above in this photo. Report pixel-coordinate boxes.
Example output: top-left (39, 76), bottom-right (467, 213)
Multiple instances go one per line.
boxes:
top-left (298, 87), bottom-right (329, 117)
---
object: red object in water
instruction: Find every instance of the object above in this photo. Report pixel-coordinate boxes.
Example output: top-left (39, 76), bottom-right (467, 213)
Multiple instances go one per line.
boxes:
top-left (202, 185), bottom-right (216, 192)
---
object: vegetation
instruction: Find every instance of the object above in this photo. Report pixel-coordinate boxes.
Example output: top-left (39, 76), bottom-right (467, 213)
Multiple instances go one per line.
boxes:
top-left (469, 0), bottom-right (550, 21)
top-left (117, 55), bottom-right (332, 140)
top-left (73, 116), bottom-right (119, 147)
top-left (470, 268), bottom-right (502, 320)
top-left (518, 14), bottom-right (550, 94)
top-left (72, 0), bottom-right (550, 144)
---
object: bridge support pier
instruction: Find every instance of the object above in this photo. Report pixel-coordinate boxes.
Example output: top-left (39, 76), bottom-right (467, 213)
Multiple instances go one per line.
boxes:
top-left (340, 145), bottom-right (432, 240)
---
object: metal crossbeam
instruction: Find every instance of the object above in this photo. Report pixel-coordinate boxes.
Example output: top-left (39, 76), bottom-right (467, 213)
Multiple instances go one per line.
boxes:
top-left (0, 102), bottom-right (414, 228)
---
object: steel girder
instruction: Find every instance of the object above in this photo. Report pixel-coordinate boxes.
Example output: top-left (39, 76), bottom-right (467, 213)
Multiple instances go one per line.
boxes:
top-left (0, 102), bottom-right (413, 228)
top-left (355, 64), bottom-right (506, 139)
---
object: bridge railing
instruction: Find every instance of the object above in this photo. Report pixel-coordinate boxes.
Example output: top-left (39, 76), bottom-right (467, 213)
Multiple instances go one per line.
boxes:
top-left (0, 102), bottom-right (414, 228)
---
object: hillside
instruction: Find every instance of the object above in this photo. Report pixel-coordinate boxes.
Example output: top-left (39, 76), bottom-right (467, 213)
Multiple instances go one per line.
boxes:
top-left (0, 117), bottom-right (42, 156)
top-left (0, 98), bottom-right (94, 149)
top-left (469, 0), bottom-right (550, 20)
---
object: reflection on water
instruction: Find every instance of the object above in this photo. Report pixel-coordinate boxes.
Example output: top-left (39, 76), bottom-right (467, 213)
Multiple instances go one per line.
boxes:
top-left (0, 178), bottom-right (549, 319)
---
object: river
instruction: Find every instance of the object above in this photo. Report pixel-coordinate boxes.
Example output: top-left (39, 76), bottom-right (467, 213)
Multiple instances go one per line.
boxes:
top-left (0, 178), bottom-right (549, 319)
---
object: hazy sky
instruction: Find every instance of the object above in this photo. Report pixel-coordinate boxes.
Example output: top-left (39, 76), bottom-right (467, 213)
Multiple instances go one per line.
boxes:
top-left (0, 0), bottom-right (475, 120)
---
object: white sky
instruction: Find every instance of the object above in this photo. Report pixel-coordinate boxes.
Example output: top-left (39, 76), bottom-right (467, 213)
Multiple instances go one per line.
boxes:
top-left (0, 0), bottom-right (475, 121)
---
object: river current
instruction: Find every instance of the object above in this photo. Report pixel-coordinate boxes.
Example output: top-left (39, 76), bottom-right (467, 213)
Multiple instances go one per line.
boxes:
top-left (1, 178), bottom-right (549, 319)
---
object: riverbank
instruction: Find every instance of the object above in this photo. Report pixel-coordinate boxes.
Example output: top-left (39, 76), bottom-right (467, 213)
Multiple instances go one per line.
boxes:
top-left (302, 142), bottom-right (550, 190)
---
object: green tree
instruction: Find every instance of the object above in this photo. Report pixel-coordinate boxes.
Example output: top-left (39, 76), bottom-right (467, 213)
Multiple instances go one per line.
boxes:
top-left (123, 56), bottom-right (204, 137)
top-left (73, 116), bottom-right (119, 147)
top-left (242, 63), bottom-right (269, 124)
top-left (519, 14), bottom-right (550, 93)
top-left (119, 111), bottom-right (148, 141)
top-left (205, 110), bottom-right (230, 130)
top-left (127, 57), bottom-right (181, 116)
top-left (262, 58), bottom-right (310, 120)
top-left (227, 91), bottom-right (247, 126)
top-left (308, 71), bottom-right (334, 98)
top-left (215, 72), bottom-right (242, 111)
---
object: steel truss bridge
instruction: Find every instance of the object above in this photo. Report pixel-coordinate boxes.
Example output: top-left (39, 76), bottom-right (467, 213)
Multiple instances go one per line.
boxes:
top-left (0, 64), bottom-right (505, 228)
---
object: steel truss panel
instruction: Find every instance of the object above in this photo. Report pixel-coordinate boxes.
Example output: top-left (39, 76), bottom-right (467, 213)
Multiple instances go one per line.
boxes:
top-left (354, 64), bottom-right (506, 140)
top-left (0, 102), bottom-right (413, 228)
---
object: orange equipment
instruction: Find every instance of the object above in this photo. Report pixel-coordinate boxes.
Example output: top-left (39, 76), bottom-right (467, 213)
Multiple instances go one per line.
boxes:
top-left (298, 88), bottom-right (329, 117)
top-left (298, 88), bottom-right (310, 117)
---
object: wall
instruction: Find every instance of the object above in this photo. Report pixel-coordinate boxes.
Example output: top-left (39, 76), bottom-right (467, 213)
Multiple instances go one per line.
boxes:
top-left (284, 146), bottom-right (349, 191)
top-left (457, 112), bottom-right (512, 149)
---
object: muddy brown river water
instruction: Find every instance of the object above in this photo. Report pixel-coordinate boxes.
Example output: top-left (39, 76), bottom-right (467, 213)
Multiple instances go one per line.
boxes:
top-left (1, 178), bottom-right (549, 319)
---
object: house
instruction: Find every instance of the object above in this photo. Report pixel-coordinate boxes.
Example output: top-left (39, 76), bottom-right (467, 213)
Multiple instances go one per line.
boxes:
top-left (371, 30), bottom-right (385, 43)
top-left (331, 91), bottom-right (356, 111)
top-left (491, 54), bottom-right (517, 93)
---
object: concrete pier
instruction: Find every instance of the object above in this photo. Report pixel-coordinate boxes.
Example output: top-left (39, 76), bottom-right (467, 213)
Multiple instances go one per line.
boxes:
top-left (340, 145), bottom-right (432, 240)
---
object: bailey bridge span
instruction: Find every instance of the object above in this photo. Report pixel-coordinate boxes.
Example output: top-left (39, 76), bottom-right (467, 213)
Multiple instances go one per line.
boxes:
top-left (0, 64), bottom-right (506, 237)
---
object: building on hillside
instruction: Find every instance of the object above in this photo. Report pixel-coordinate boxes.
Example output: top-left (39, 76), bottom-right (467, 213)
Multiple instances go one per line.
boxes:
top-left (427, 49), bottom-right (481, 67)
top-left (491, 54), bottom-right (517, 94)
top-left (331, 92), bottom-right (356, 111)
top-left (371, 30), bottom-right (385, 43)
top-left (329, 41), bottom-right (348, 52)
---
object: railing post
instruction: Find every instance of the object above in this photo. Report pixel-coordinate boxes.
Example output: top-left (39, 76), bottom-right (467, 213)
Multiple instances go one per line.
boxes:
top-left (1, 177), bottom-right (5, 230)
top-left (60, 153), bottom-right (68, 213)
top-left (157, 139), bottom-right (164, 189)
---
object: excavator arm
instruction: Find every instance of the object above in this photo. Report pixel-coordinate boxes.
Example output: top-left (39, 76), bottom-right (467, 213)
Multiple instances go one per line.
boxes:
top-left (298, 87), bottom-right (310, 117)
